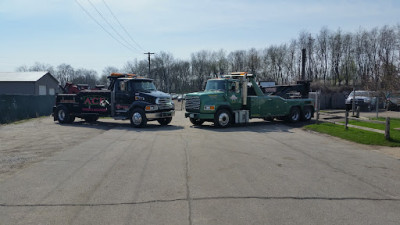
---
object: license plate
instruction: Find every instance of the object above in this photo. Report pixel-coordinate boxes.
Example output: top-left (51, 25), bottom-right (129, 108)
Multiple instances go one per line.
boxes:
top-left (162, 112), bottom-right (171, 117)
top-left (189, 114), bottom-right (194, 118)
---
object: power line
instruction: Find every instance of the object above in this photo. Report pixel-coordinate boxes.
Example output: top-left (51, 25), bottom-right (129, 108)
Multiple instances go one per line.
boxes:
top-left (74, 0), bottom-right (139, 54)
top-left (101, 0), bottom-right (146, 52)
top-left (86, 0), bottom-right (141, 53)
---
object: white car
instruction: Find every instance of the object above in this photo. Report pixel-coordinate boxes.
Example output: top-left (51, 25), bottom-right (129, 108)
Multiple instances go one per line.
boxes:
top-left (345, 90), bottom-right (377, 111)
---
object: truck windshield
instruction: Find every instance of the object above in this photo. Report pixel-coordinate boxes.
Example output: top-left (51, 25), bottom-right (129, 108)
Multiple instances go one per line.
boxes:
top-left (131, 81), bottom-right (157, 92)
top-left (349, 91), bottom-right (370, 97)
top-left (205, 80), bottom-right (225, 92)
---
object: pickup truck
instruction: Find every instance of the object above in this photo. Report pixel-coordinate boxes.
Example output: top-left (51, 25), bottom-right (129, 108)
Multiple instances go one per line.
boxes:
top-left (185, 72), bottom-right (314, 128)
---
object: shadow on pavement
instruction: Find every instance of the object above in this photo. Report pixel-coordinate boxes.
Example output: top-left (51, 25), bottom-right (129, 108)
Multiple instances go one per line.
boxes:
top-left (57, 120), bottom-right (184, 132)
top-left (189, 119), bottom-right (306, 134)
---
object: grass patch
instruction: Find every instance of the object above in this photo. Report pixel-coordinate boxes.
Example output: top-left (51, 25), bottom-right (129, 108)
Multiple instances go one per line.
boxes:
top-left (305, 122), bottom-right (400, 147)
top-left (371, 117), bottom-right (400, 128)
top-left (346, 118), bottom-right (400, 131)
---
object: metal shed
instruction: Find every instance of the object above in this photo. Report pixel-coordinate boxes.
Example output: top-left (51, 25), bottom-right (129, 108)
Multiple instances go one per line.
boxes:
top-left (0, 71), bottom-right (59, 95)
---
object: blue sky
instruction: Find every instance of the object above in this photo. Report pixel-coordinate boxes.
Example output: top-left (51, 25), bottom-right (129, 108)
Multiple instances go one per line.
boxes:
top-left (0, 0), bottom-right (399, 75)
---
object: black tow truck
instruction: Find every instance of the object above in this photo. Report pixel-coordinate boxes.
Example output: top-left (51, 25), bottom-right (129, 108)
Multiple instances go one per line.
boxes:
top-left (53, 73), bottom-right (175, 127)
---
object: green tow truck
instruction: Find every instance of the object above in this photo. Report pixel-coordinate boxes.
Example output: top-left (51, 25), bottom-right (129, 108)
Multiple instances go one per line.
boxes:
top-left (185, 72), bottom-right (315, 128)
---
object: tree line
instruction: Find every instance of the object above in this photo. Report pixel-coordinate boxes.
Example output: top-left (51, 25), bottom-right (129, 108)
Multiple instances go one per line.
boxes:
top-left (17, 24), bottom-right (400, 93)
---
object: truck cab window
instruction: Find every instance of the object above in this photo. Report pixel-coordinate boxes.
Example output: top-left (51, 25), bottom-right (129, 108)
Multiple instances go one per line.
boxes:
top-left (205, 80), bottom-right (225, 92)
top-left (132, 81), bottom-right (157, 93)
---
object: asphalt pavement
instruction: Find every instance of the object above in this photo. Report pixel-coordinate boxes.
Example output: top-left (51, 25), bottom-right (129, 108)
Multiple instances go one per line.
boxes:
top-left (0, 111), bottom-right (399, 225)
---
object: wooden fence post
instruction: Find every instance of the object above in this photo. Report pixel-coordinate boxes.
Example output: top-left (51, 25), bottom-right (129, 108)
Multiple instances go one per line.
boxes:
top-left (356, 106), bottom-right (360, 118)
top-left (385, 117), bottom-right (390, 140)
top-left (316, 91), bottom-right (320, 124)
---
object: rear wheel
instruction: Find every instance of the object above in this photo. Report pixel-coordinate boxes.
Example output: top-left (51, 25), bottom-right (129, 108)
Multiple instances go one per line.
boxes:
top-left (190, 118), bottom-right (204, 126)
top-left (301, 107), bottom-right (313, 121)
top-left (157, 117), bottom-right (172, 126)
top-left (68, 116), bottom-right (76, 123)
top-left (214, 109), bottom-right (232, 128)
top-left (130, 108), bottom-right (147, 128)
top-left (286, 107), bottom-right (300, 123)
top-left (84, 115), bottom-right (99, 123)
top-left (264, 117), bottom-right (274, 122)
top-left (56, 105), bottom-right (73, 124)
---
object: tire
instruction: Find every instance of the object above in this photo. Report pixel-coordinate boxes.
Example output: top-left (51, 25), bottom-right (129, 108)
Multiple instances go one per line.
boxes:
top-left (84, 115), bottom-right (99, 123)
top-left (157, 117), bottom-right (172, 126)
top-left (301, 106), bottom-right (313, 121)
top-left (286, 107), bottom-right (300, 123)
top-left (190, 118), bottom-right (204, 126)
top-left (214, 109), bottom-right (232, 128)
top-left (264, 117), bottom-right (274, 122)
top-left (68, 116), bottom-right (76, 123)
top-left (366, 104), bottom-right (372, 112)
top-left (130, 108), bottom-right (147, 128)
top-left (56, 105), bottom-right (73, 124)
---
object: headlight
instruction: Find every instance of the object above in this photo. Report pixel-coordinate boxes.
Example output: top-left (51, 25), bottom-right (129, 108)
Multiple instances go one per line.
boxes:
top-left (204, 105), bottom-right (215, 111)
top-left (145, 105), bottom-right (158, 111)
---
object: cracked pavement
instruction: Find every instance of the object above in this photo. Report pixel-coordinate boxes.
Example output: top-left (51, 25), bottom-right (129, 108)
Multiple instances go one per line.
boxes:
top-left (1, 111), bottom-right (400, 224)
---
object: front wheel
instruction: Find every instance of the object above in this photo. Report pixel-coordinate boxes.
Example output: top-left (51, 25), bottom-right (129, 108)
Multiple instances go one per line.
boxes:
top-left (130, 108), bottom-right (147, 128)
top-left (214, 109), bottom-right (232, 128)
top-left (157, 117), bottom-right (172, 126)
top-left (190, 118), bottom-right (204, 126)
top-left (286, 107), bottom-right (300, 123)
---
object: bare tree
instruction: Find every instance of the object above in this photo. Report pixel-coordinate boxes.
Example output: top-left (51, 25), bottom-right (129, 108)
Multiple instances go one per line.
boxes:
top-left (246, 48), bottom-right (261, 76)
top-left (329, 29), bottom-right (343, 85)
top-left (316, 27), bottom-right (330, 84)
top-left (56, 63), bottom-right (74, 86)
top-left (191, 50), bottom-right (212, 91)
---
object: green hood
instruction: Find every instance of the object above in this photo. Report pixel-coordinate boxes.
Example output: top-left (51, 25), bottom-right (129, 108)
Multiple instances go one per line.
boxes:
top-left (187, 90), bottom-right (225, 97)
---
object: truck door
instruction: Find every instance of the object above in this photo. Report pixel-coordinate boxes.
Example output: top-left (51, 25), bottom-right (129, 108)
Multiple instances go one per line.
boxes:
top-left (115, 80), bottom-right (131, 114)
top-left (227, 81), bottom-right (242, 110)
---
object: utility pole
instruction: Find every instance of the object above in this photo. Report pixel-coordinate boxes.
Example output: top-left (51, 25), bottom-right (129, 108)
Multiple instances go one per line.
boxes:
top-left (301, 49), bottom-right (306, 80)
top-left (144, 52), bottom-right (154, 76)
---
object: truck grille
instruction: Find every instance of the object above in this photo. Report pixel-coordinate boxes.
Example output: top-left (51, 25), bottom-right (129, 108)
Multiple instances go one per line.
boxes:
top-left (157, 97), bottom-right (173, 110)
top-left (185, 96), bottom-right (200, 110)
